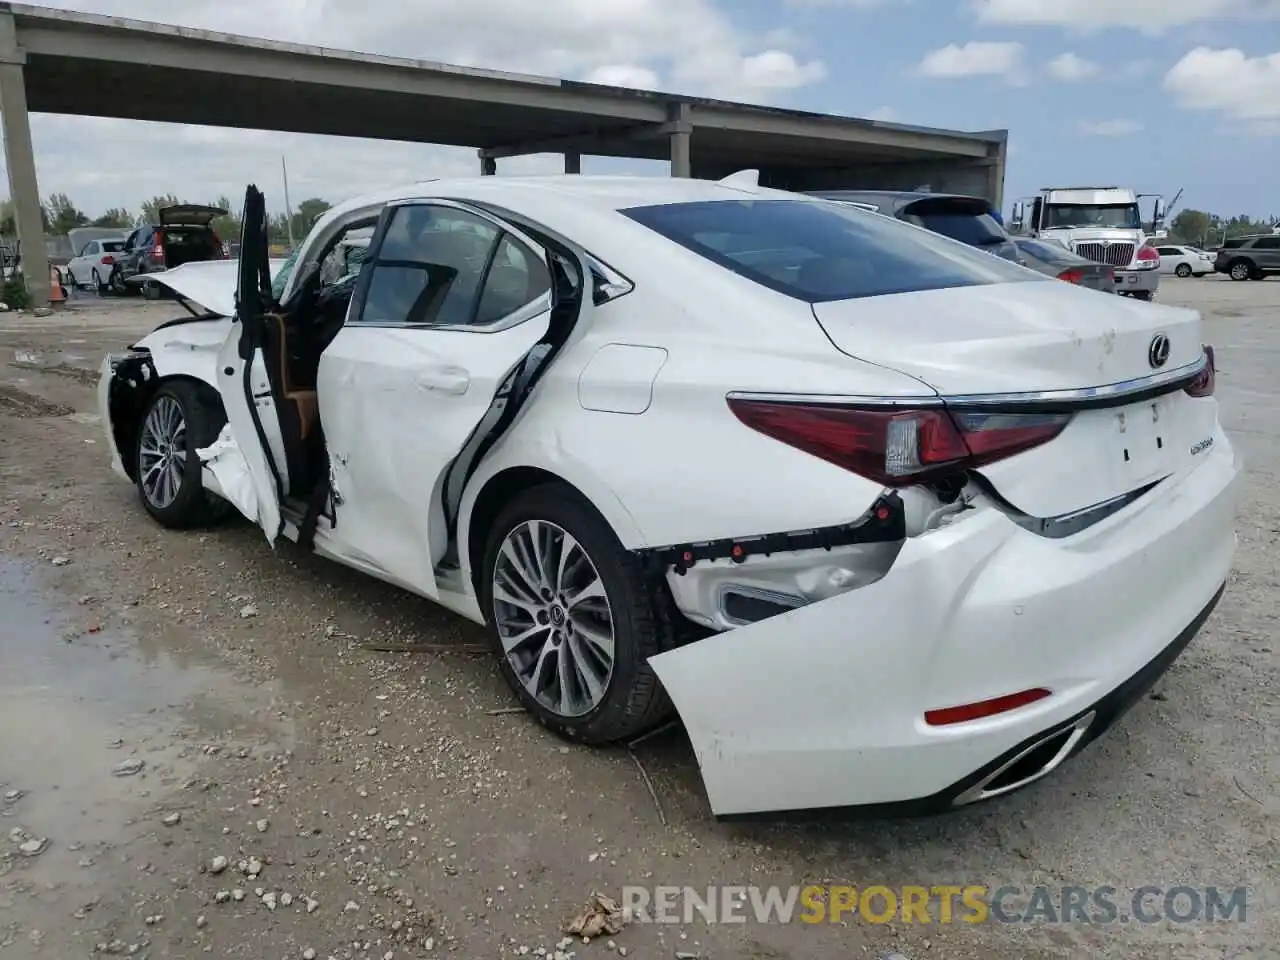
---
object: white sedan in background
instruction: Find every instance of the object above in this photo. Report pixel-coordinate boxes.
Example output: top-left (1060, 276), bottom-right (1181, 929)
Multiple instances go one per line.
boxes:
top-left (97, 175), bottom-right (1239, 817)
top-left (1157, 244), bottom-right (1214, 277)
top-left (66, 236), bottom-right (127, 293)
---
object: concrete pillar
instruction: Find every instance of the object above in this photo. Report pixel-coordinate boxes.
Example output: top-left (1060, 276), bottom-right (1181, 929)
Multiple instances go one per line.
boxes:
top-left (479, 152), bottom-right (496, 176)
top-left (667, 102), bottom-right (691, 178)
top-left (0, 14), bottom-right (49, 306)
top-left (563, 151), bottom-right (581, 175)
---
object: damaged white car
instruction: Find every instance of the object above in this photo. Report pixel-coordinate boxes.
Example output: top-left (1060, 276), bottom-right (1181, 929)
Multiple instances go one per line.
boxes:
top-left (98, 176), bottom-right (1240, 818)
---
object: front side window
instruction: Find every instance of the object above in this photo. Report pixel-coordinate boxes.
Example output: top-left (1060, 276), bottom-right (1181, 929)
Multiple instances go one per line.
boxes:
top-left (621, 198), bottom-right (1039, 303)
top-left (357, 204), bottom-right (548, 328)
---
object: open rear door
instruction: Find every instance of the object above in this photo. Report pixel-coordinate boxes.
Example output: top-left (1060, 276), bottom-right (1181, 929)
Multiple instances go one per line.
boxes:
top-left (214, 185), bottom-right (286, 542)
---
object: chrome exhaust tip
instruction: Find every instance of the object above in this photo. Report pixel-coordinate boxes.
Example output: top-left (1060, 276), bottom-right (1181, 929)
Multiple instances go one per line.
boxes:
top-left (953, 710), bottom-right (1096, 807)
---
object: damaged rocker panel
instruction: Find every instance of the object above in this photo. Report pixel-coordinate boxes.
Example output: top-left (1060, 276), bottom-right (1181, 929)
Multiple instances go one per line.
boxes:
top-left (634, 491), bottom-right (907, 576)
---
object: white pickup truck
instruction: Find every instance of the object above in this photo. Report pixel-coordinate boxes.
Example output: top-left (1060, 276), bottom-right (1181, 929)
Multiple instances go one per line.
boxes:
top-left (1009, 186), bottom-right (1167, 301)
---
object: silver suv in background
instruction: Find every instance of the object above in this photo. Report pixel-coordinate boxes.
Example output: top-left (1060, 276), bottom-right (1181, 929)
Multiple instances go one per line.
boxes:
top-left (805, 190), bottom-right (1023, 264)
top-left (1214, 234), bottom-right (1280, 281)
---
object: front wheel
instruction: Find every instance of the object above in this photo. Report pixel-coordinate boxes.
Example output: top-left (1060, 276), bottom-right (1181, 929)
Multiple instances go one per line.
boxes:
top-left (134, 381), bottom-right (231, 529)
top-left (480, 484), bottom-right (674, 744)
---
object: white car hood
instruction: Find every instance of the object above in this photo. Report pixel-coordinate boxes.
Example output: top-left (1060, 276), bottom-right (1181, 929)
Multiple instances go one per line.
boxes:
top-left (811, 279), bottom-right (1202, 396)
top-left (135, 258), bottom-right (289, 317)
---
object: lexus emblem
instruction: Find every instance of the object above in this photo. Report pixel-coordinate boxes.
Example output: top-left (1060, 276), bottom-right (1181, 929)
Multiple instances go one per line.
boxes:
top-left (1148, 334), bottom-right (1171, 369)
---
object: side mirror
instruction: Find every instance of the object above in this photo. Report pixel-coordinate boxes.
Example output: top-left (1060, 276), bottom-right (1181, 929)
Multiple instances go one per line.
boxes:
top-left (1010, 201), bottom-right (1025, 232)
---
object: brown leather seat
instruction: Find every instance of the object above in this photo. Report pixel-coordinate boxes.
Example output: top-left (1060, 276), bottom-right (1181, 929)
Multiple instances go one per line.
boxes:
top-left (267, 313), bottom-right (319, 440)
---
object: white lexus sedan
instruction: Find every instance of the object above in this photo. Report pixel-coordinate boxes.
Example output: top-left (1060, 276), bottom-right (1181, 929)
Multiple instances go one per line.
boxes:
top-left (97, 175), bottom-right (1240, 818)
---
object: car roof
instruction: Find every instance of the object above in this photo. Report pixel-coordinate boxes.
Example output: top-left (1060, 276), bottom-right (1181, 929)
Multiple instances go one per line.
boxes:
top-left (328, 175), bottom-right (795, 219)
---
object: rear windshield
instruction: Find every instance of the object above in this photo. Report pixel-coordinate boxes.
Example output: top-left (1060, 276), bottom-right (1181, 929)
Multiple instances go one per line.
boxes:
top-left (621, 199), bottom-right (1038, 302)
top-left (899, 198), bottom-right (1008, 248)
top-left (102, 240), bottom-right (125, 253)
top-left (1016, 239), bottom-right (1085, 267)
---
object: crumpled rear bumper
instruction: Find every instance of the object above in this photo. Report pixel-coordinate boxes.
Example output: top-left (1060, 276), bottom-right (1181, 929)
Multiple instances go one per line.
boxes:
top-left (648, 437), bottom-right (1240, 818)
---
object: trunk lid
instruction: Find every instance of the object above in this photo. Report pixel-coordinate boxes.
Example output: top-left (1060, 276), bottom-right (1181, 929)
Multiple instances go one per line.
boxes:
top-left (811, 279), bottom-right (1200, 396)
top-left (158, 204), bottom-right (226, 227)
top-left (811, 280), bottom-right (1212, 517)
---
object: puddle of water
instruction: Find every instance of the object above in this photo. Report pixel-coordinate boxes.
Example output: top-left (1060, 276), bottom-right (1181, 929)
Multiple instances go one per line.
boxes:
top-left (0, 557), bottom-right (282, 871)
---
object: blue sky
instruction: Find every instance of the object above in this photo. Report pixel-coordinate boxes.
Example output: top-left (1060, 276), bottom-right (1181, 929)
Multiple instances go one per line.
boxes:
top-left (767, 0), bottom-right (1280, 218)
top-left (6, 0), bottom-right (1279, 220)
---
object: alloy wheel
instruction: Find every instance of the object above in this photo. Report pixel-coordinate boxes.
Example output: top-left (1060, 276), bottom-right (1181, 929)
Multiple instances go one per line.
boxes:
top-left (492, 519), bottom-right (615, 718)
top-left (138, 395), bottom-right (187, 509)
top-left (1230, 263), bottom-right (1250, 281)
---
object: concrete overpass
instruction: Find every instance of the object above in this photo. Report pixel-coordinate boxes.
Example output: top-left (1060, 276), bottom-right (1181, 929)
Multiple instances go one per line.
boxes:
top-left (0, 2), bottom-right (1008, 304)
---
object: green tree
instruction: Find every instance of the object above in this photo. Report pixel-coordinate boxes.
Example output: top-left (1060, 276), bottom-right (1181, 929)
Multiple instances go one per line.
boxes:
top-left (292, 198), bottom-right (331, 240)
top-left (1170, 209), bottom-right (1211, 245)
top-left (91, 208), bottom-right (133, 228)
top-left (138, 194), bottom-right (182, 226)
top-left (44, 193), bottom-right (89, 235)
top-left (209, 196), bottom-right (242, 245)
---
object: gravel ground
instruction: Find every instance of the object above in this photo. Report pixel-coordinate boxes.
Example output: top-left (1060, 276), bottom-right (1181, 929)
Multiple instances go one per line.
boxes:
top-left (0, 279), bottom-right (1276, 960)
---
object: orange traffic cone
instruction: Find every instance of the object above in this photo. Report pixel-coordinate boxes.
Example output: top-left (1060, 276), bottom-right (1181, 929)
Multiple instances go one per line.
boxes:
top-left (48, 265), bottom-right (66, 306)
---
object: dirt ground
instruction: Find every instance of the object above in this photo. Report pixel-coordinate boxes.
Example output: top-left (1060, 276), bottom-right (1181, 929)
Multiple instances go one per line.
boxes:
top-left (0, 279), bottom-right (1276, 960)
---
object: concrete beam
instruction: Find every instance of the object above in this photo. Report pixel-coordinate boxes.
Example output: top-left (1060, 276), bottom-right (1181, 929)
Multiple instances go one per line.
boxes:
top-left (668, 102), bottom-right (691, 178)
top-left (0, 11), bottom-right (48, 306)
top-left (478, 119), bottom-right (687, 161)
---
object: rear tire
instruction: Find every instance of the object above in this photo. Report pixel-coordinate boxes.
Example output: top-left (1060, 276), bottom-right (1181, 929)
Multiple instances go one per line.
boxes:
top-left (134, 380), bottom-right (232, 529)
top-left (92, 268), bottom-right (108, 296)
top-left (1175, 263), bottom-right (1192, 278)
top-left (142, 280), bottom-right (160, 300)
top-left (1228, 259), bottom-right (1253, 281)
top-left (480, 483), bottom-right (674, 744)
top-left (1132, 290), bottom-right (1154, 301)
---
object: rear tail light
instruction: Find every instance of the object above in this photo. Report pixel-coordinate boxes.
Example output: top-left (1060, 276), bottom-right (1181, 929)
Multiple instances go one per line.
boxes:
top-left (726, 399), bottom-right (1072, 487)
top-left (1185, 345), bottom-right (1215, 398)
top-left (1136, 245), bottom-right (1159, 267)
top-left (151, 237), bottom-right (164, 260)
top-left (1057, 268), bottom-right (1083, 284)
top-left (99, 254), bottom-right (114, 265)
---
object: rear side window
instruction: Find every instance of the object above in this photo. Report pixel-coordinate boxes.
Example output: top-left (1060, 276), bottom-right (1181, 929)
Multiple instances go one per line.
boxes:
top-left (899, 198), bottom-right (1008, 248)
top-left (621, 199), bottom-right (1038, 302)
top-left (102, 240), bottom-right (125, 253)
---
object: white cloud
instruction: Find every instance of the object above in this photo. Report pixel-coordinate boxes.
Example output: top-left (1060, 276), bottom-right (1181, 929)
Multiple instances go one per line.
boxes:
top-left (1163, 47), bottom-right (1280, 125)
top-left (737, 50), bottom-right (828, 89)
top-left (865, 105), bottom-right (898, 121)
top-left (584, 65), bottom-right (662, 89)
top-left (1078, 119), bottom-right (1143, 135)
top-left (916, 42), bottom-right (1025, 82)
top-left (3, 1), bottom-right (828, 216)
top-left (973, 0), bottom-right (1280, 32)
top-left (1047, 52), bottom-right (1098, 81)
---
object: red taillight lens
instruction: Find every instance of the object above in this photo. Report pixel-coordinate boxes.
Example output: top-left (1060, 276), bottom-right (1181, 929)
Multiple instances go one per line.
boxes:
top-left (726, 399), bottom-right (1071, 486)
top-left (1185, 345), bottom-right (1215, 398)
top-left (1136, 245), bottom-right (1159, 263)
top-left (99, 254), bottom-right (114, 265)
top-left (925, 688), bottom-right (1052, 726)
top-left (1057, 268), bottom-right (1083, 284)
